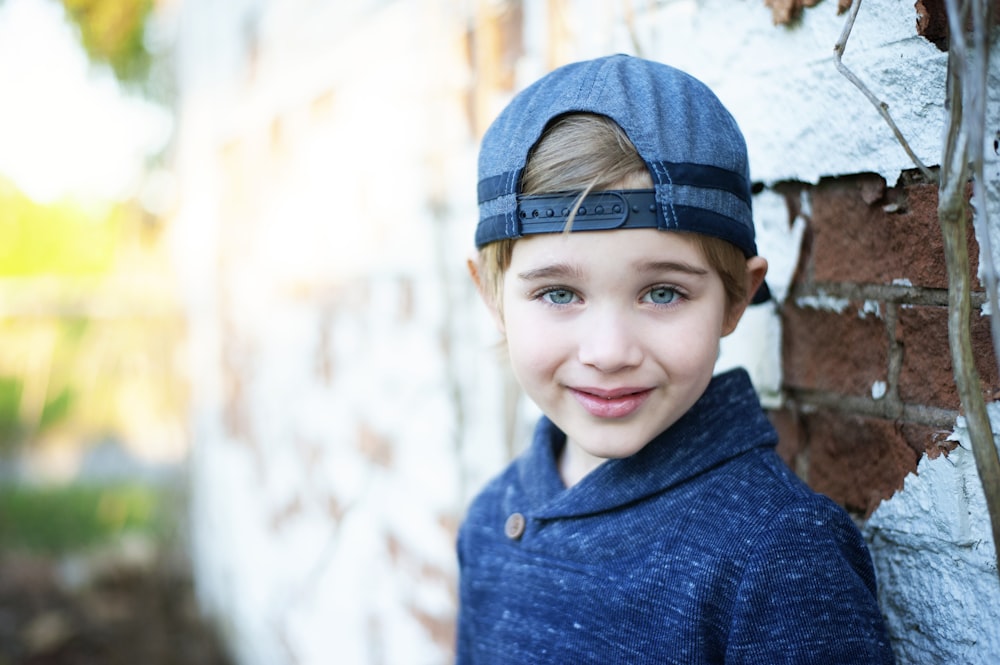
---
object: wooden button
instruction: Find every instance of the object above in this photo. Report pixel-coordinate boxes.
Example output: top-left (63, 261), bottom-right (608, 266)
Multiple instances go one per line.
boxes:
top-left (504, 512), bottom-right (526, 540)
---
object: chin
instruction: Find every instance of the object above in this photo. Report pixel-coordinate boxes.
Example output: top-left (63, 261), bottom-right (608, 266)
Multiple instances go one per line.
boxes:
top-left (574, 436), bottom-right (651, 460)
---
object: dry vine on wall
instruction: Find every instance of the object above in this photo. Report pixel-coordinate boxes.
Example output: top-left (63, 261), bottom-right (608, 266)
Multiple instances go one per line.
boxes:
top-left (834, 0), bottom-right (1000, 578)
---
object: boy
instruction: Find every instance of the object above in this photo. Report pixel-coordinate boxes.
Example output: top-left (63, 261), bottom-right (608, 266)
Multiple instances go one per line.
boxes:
top-left (456, 55), bottom-right (894, 663)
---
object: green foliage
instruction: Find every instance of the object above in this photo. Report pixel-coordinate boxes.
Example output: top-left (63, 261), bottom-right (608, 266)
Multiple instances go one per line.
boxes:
top-left (0, 0), bottom-right (159, 88)
top-left (0, 482), bottom-right (171, 554)
top-left (0, 319), bottom-right (99, 452)
top-left (0, 180), bottom-right (185, 458)
top-left (0, 184), bottom-right (120, 276)
top-left (0, 378), bottom-right (23, 455)
top-left (59, 0), bottom-right (155, 86)
top-left (39, 386), bottom-right (75, 430)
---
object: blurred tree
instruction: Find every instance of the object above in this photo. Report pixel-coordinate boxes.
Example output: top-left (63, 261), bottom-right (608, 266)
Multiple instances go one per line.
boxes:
top-left (59, 0), bottom-right (155, 86)
top-left (0, 1), bottom-right (180, 462)
top-left (0, 0), bottom-right (156, 86)
top-left (0, 182), bottom-right (119, 277)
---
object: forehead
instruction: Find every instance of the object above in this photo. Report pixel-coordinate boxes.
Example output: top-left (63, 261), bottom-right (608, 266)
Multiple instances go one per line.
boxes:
top-left (507, 228), bottom-right (710, 274)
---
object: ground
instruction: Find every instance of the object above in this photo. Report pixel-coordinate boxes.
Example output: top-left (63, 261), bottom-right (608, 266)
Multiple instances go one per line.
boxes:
top-left (0, 541), bottom-right (232, 665)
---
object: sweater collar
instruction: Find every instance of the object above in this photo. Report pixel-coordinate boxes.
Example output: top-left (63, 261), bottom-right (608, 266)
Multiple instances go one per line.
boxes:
top-left (517, 368), bottom-right (777, 519)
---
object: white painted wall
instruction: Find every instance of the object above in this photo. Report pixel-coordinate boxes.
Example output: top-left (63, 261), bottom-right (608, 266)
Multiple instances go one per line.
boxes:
top-left (169, 3), bottom-right (494, 663)
top-left (867, 414), bottom-right (1000, 663)
top-left (167, 0), bottom-right (1000, 663)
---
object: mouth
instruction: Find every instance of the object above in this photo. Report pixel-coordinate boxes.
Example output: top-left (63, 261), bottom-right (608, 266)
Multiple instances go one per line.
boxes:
top-left (569, 386), bottom-right (653, 419)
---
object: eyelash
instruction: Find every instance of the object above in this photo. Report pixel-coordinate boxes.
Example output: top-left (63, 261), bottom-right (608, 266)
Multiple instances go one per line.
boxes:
top-left (642, 285), bottom-right (686, 306)
top-left (533, 286), bottom-right (580, 307)
top-left (530, 284), bottom-right (688, 308)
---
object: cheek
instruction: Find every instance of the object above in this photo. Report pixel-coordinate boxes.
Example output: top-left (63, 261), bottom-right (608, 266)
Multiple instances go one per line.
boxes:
top-left (660, 336), bottom-right (716, 373)
top-left (655, 314), bottom-right (725, 373)
top-left (503, 309), bottom-right (568, 375)
top-left (506, 326), bottom-right (552, 370)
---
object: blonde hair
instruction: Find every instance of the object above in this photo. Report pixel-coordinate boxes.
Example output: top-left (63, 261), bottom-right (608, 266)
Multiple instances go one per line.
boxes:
top-left (477, 113), bottom-right (750, 315)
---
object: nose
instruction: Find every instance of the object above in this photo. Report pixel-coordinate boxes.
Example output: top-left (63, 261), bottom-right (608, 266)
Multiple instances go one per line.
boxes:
top-left (576, 307), bottom-right (643, 372)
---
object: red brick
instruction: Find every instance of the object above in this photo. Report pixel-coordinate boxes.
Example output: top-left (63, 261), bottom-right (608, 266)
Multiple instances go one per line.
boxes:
top-left (896, 305), bottom-right (999, 409)
top-left (916, 0), bottom-right (949, 50)
top-left (900, 422), bottom-right (957, 459)
top-left (782, 304), bottom-right (888, 397)
top-left (804, 411), bottom-right (919, 516)
top-left (767, 406), bottom-right (805, 471)
top-left (916, 0), bottom-right (1000, 50)
top-left (808, 175), bottom-right (979, 288)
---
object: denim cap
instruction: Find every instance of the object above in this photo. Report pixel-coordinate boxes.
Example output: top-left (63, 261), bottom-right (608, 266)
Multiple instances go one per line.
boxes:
top-left (476, 54), bottom-right (769, 302)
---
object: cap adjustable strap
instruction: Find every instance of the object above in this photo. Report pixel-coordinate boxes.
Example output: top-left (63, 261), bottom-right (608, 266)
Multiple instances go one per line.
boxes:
top-left (515, 189), bottom-right (658, 235)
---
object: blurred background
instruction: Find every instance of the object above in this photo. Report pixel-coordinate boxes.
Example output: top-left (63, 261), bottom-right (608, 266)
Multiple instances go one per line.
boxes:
top-left (0, 0), bottom-right (512, 662)
top-left (2, 1), bottom-right (996, 664)
top-left (0, 0), bottom-right (215, 662)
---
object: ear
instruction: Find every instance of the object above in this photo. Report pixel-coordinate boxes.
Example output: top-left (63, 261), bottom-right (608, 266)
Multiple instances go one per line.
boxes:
top-left (722, 256), bottom-right (768, 336)
top-left (467, 256), bottom-right (505, 334)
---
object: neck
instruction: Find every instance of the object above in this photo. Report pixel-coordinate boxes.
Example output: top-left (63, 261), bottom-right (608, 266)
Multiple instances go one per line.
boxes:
top-left (558, 440), bottom-right (607, 487)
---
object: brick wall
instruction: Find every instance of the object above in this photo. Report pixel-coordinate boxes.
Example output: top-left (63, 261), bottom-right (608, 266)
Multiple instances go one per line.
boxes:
top-left (769, 171), bottom-right (999, 516)
top-left (171, 1), bottom-right (1000, 662)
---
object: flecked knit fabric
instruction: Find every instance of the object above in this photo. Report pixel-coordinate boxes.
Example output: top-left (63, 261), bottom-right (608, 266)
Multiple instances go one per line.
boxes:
top-left (455, 369), bottom-right (894, 664)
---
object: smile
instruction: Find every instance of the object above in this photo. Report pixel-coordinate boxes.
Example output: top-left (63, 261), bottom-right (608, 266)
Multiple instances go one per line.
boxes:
top-left (569, 387), bottom-right (653, 419)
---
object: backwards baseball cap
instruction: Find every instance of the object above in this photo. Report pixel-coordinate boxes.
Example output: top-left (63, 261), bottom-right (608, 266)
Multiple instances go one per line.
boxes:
top-left (475, 54), bottom-right (769, 303)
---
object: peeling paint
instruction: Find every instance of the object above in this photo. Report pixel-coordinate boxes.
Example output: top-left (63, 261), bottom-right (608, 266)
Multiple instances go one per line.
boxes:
top-left (871, 380), bottom-right (887, 400)
top-left (860, 300), bottom-right (882, 319)
top-left (171, 1), bottom-right (1000, 664)
top-left (865, 416), bottom-right (1000, 664)
top-left (763, 0), bottom-right (823, 26)
top-left (795, 292), bottom-right (851, 313)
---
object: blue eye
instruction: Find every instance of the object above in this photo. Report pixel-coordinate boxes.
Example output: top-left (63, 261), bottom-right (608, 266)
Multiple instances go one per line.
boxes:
top-left (543, 289), bottom-right (576, 305)
top-left (645, 286), bottom-right (679, 305)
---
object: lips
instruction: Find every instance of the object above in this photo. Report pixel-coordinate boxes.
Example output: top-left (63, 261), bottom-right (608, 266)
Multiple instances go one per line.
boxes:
top-left (569, 386), bottom-right (653, 419)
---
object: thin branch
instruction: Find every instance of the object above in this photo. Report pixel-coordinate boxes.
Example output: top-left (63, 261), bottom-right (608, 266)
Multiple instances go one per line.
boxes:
top-left (938, 170), bottom-right (1000, 582)
top-left (954, 0), bottom-right (1000, 372)
top-left (835, 0), bottom-right (1000, 578)
top-left (832, 0), bottom-right (937, 182)
top-left (939, 0), bottom-right (1000, 578)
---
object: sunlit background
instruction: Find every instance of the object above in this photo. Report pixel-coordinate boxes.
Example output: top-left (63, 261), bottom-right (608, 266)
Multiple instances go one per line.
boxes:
top-left (0, 0), bottom-right (204, 659)
top-left (0, 0), bottom-right (177, 454)
top-left (0, 0), bottom-right (500, 661)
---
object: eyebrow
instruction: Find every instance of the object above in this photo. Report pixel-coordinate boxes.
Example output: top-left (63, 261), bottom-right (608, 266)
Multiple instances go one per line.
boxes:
top-left (637, 260), bottom-right (710, 277)
top-left (516, 260), bottom-right (710, 282)
top-left (516, 263), bottom-right (585, 282)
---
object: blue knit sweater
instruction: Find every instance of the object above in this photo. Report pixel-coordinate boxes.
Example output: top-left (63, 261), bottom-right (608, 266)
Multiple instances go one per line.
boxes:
top-left (455, 369), bottom-right (894, 664)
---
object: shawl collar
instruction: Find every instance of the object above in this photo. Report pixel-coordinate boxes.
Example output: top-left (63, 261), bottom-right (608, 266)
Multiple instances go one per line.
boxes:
top-left (516, 368), bottom-right (777, 519)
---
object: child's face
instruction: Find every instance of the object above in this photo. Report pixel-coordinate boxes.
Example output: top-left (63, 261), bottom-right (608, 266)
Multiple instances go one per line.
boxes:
top-left (496, 228), bottom-right (742, 475)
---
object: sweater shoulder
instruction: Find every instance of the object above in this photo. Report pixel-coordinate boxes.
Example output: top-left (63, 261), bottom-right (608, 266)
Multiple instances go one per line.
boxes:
top-left (728, 448), bottom-right (848, 518)
top-left (679, 448), bottom-right (868, 560)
